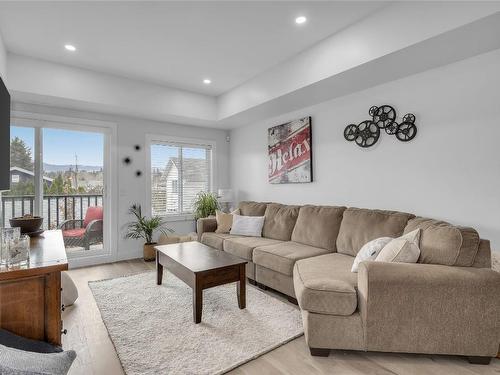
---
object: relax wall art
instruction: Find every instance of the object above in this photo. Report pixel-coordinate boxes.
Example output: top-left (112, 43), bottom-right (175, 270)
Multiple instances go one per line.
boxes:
top-left (268, 116), bottom-right (312, 184)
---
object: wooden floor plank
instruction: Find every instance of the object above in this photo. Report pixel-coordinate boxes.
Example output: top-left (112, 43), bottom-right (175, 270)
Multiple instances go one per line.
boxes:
top-left (63, 259), bottom-right (500, 375)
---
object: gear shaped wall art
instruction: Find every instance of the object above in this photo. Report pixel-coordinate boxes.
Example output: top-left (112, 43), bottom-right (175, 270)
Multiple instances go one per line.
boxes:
top-left (344, 105), bottom-right (417, 148)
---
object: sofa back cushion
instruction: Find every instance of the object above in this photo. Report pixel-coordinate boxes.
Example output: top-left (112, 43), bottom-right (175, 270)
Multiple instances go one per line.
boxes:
top-left (472, 239), bottom-right (491, 268)
top-left (291, 205), bottom-right (346, 251)
top-left (262, 203), bottom-right (300, 241)
top-left (404, 217), bottom-right (480, 267)
top-left (336, 207), bottom-right (414, 256)
top-left (238, 201), bottom-right (268, 216)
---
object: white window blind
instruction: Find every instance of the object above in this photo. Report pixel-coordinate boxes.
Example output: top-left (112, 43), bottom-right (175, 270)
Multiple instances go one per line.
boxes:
top-left (150, 141), bottom-right (212, 216)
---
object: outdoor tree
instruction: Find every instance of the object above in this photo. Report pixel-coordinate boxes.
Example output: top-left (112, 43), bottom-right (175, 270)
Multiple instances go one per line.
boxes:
top-left (10, 137), bottom-right (34, 170)
top-left (8, 181), bottom-right (35, 195)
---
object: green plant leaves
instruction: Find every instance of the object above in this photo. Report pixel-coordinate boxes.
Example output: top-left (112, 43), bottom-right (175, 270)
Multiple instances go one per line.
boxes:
top-left (192, 191), bottom-right (220, 220)
top-left (125, 203), bottom-right (174, 244)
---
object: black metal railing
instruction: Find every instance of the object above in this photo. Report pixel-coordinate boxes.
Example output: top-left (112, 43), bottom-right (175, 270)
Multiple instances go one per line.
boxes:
top-left (1, 194), bottom-right (103, 229)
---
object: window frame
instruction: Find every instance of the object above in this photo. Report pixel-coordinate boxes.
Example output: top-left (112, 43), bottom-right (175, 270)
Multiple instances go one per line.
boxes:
top-left (145, 134), bottom-right (216, 222)
top-left (171, 180), bottom-right (179, 194)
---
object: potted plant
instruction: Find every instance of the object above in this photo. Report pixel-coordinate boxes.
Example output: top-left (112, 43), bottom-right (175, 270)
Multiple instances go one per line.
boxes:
top-left (125, 203), bottom-right (173, 261)
top-left (192, 191), bottom-right (220, 220)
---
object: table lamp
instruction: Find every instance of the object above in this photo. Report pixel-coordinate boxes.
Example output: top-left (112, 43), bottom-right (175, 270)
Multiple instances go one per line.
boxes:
top-left (217, 189), bottom-right (233, 212)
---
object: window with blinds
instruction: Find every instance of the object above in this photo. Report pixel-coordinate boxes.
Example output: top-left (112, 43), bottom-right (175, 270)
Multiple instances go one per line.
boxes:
top-left (150, 141), bottom-right (212, 216)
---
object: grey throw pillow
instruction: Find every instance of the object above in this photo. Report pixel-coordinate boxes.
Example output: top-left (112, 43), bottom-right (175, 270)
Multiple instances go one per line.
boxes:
top-left (0, 329), bottom-right (62, 353)
top-left (0, 344), bottom-right (76, 375)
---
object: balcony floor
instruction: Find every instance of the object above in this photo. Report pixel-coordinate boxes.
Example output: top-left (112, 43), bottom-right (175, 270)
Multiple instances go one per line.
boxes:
top-left (65, 243), bottom-right (104, 253)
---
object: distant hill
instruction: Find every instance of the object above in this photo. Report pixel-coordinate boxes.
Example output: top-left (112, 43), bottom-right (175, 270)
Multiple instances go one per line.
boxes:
top-left (43, 163), bottom-right (102, 173)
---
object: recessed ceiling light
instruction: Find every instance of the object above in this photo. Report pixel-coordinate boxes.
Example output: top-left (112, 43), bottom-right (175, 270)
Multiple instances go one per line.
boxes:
top-left (203, 79), bottom-right (211, 85)
top-left (64, 44), bottom-right (76, 52)
top-left (295, 16), bottom-right (307, 25)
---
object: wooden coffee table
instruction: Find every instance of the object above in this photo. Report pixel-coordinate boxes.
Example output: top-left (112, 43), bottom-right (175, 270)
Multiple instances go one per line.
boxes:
top-left (155, 241), bottom-right (247, 323)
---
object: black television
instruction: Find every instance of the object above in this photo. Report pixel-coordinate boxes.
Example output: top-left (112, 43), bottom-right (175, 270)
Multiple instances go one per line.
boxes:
top-left (0, 77), bottom-right (10, 191)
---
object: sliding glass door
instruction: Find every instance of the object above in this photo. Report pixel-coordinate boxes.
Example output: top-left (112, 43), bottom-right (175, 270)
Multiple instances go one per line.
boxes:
top-left (42, 128), bottom-right (105, 254)
top-left (2, 118), bottom-right (111, 263)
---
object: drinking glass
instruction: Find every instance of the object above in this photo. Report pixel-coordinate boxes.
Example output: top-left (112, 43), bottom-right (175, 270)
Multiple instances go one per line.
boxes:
top-left (1, 227), bottom-right (21, 266)
top-left (6, 234), bottom-right (30, 267)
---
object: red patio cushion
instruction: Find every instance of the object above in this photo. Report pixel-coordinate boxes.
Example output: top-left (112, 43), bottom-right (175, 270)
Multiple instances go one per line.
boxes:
top-left (83, 206), bottom-right (103, 228)
top-left (63, 228), bottom-right (86, 238)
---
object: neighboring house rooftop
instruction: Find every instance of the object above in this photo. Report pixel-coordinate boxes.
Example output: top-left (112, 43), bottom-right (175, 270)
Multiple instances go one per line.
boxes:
top-left (10, 166), bottom-right (54, 182)
top-left (165, 158), bottom-right (208, 182)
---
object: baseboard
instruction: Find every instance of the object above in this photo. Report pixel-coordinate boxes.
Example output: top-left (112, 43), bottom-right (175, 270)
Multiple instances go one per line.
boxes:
top-left (115, 249), bottom-right (143, 262)
top-left (69, 248), bottom-right (142, 269)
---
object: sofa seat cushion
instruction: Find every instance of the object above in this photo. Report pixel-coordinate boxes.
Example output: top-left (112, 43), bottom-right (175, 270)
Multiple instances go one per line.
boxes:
top-left (404, 217), bottom-right (480, 267)
top-left (200, 232), bottom-right (240, 250)
top-left (253, 241), bottom-right (330, 276)
top-left (293, 253), bottom-right (358, 316)
top-left (223, 237), bottom-right (283, 260)
top-left (336, 207), bottom-right (415, 257)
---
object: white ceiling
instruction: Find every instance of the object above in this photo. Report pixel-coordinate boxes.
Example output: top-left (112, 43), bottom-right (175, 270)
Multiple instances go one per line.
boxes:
top-left (0, 1), bottom-right (386, 96)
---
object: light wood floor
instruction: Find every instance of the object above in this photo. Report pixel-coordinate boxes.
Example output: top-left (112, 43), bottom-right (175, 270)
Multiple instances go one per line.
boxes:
top-left (63, 259), bottom-right (500, 375)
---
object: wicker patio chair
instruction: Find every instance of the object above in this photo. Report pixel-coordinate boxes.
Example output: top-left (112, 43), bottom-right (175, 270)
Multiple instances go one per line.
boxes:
top-left (59, 206), bottom-right (103, 250)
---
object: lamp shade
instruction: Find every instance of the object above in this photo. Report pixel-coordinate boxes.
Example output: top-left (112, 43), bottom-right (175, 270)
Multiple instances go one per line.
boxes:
top-left (217, 189), bottom-right (233, 203)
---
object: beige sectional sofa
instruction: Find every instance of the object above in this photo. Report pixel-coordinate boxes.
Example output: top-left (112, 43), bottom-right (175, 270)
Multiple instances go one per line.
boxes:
top-left (197, 201), bottom-right (500, 364)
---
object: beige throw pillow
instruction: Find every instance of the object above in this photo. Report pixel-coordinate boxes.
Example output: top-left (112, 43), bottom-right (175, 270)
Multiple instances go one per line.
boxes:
top-left (375, 229), bottom-right (421, 263)
top-left (215, 209), bottom-right (240, 233)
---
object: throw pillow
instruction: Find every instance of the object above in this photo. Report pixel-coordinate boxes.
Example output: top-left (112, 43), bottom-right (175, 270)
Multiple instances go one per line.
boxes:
top-left (0, 344), bottom-right (76, 375)
top-left (351, 237), bottom-right (392, 272)
top-left (230, 214), bottom-right (265, 237)
top-left (375, 229), bottom-right (421, 263)
top-left (215, 209), bottom-right (240, 234)
top-left (0, 329), bottom-right (62, 353)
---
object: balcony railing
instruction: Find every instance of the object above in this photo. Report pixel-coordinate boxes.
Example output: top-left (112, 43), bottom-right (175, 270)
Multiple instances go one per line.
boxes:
top-left (1, 194), bottom-right (103, 230)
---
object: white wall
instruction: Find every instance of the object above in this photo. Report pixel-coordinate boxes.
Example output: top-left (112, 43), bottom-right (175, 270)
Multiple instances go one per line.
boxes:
top-left (0, 31), bottom-right (6, 80)
top-left (12, 102), bottom-right (230, 262)
top-left (230, 48), bottom-right (500, 251)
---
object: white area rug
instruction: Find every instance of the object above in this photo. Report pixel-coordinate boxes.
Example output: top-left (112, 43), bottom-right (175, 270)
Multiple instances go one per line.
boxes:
top-left (89, 272), bottom-right (303, 375)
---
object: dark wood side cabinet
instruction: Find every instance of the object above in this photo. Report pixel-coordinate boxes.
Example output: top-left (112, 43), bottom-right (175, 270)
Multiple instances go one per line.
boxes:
top-left (0, 230), bottom-right (68, 346)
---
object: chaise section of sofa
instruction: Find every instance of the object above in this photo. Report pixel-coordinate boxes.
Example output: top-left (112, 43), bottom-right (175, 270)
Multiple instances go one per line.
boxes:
top-left (293, 253), bottom-right (357, 316)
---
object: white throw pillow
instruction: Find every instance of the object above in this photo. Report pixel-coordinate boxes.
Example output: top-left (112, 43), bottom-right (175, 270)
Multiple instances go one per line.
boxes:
top-left (351, 237), bottom-right (393, 272)
top-left (230, 214), bottom-right (265, 237)
top-left (375, 229), bottom-right (421, 264)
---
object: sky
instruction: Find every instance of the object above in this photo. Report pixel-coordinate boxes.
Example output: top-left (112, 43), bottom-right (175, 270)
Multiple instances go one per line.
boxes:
top-left (11, 126), bottom-right (207, 169)
top-left (11, 126), bottom-right (104, 166)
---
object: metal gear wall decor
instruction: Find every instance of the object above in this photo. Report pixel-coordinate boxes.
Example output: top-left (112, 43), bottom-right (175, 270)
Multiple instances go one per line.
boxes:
top-left (344, 105), bottom-right (417, 148)
top-left (355, 120), bottom-right (380, 148)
